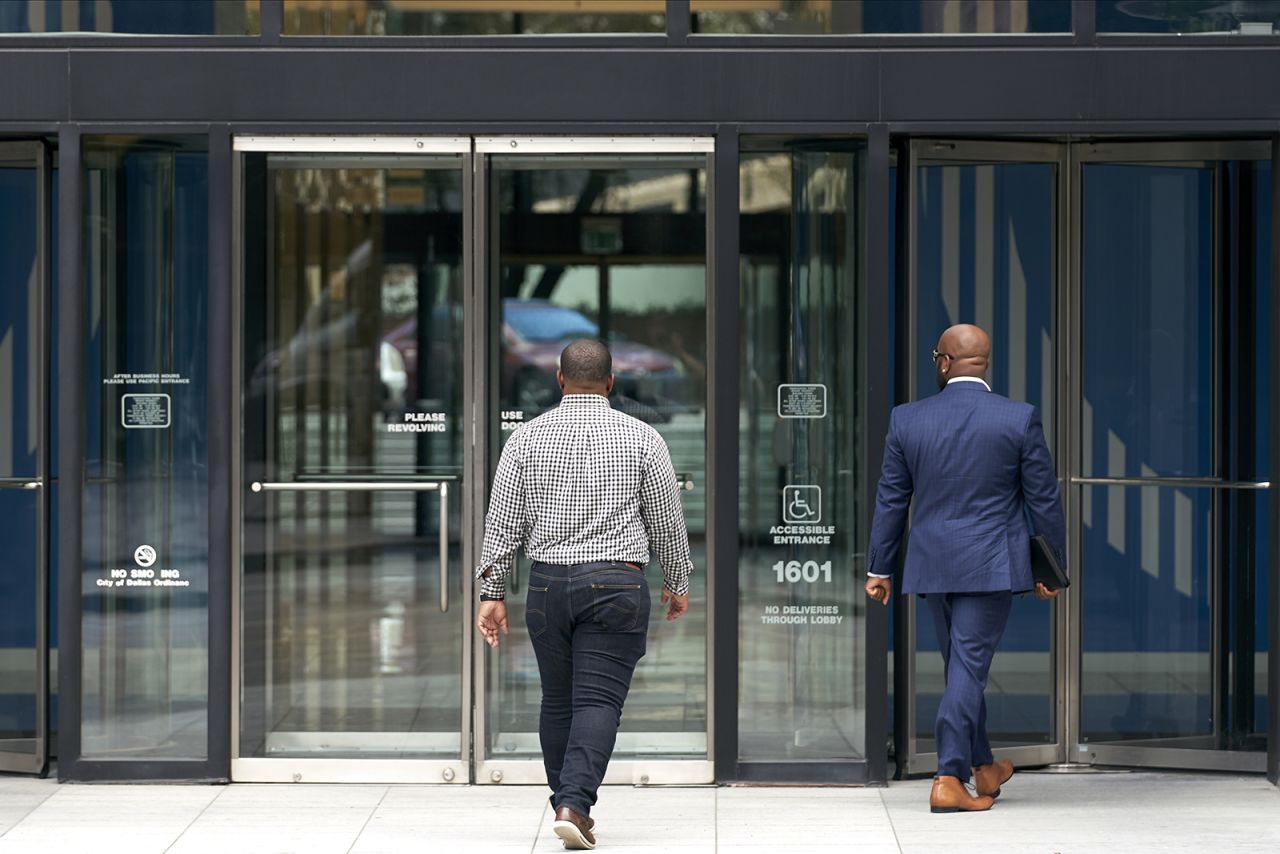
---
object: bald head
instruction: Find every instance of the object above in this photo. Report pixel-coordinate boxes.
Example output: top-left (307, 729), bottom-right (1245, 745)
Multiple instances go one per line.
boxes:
top-left (934, 324), bottom-right (991, 390)
top-left (558, 338), bottom-right (614, 397)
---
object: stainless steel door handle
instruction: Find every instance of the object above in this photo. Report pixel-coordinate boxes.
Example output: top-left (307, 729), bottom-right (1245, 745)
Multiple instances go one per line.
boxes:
top-left (250, 480), bottom-right (452, 611)
top-left (438, 482), bottom-right (449, 613)
top-left (251, 481), bottom-right (445, 492)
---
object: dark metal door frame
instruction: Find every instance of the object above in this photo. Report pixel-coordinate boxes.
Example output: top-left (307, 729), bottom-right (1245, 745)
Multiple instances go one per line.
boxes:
top-left (0, 139), bottom-right (52, 777)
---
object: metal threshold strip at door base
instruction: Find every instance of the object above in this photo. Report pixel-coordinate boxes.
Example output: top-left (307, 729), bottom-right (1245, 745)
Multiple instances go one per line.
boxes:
top-left (232, 758), bottom-right (469, 785)
top-left (481, 732), bottom-right (713, 785)
top-left (902, 743), bottom-right (1062, 778)
top-left (478, 760), bottom-right (716, 786)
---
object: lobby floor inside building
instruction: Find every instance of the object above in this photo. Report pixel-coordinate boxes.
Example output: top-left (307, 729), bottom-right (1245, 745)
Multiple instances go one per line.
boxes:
top-left (0, 769), bottom-right (1276, 853)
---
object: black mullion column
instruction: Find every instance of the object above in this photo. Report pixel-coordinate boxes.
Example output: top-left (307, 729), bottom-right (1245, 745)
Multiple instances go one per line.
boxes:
top-left (1071, 0), bottom-right (1096, 45)
top-left (260, 0), bottom-right (283, 43)
top-left (863, 125), bottom-right (891, 784)
top-left (56, 126), bottom-right (84, 781)
top-left (1268, 136), bottom-right (1280, 786)
top-left (710, 128), bottom-right (740, 782)
top-left (667, 0), bottom-right (689, 43)
top-left (891, 138), bottom-right (912, 780)
top-left (207, 125), bottom-right (232, 779)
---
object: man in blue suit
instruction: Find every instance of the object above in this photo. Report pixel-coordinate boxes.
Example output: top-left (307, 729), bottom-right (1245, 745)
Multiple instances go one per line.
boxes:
top-left (865, 323), bottom-right (1066, 813)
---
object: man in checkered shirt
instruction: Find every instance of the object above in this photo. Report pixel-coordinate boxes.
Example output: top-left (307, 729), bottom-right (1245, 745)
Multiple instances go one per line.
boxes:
top-left (475, 338), bottom-right (693, 851)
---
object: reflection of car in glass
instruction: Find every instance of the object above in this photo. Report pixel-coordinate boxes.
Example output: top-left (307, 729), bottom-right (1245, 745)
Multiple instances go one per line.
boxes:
top-left (382, 299), bottom-right (686, 416)
top-left (246, 298), bottom-right (412, 415)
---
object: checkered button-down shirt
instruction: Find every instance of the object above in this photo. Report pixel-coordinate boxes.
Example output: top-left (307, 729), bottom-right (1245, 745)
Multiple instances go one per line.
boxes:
top-left (476, 394), bottom-right (694, 600)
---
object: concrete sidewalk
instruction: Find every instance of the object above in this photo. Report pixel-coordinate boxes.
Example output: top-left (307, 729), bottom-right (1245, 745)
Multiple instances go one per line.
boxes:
top-left (0, 770), bottom-right (1277, 853)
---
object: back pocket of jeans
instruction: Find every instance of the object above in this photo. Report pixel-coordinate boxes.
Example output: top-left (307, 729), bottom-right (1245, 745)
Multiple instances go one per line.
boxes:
top-left (526, 584), bottom-right (550, 639)
top-left (590, 581), bottom-right (645, 633)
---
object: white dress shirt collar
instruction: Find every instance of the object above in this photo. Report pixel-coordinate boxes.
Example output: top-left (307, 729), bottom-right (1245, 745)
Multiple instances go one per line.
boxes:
top-left (946, 376), bottom-right (992, 391)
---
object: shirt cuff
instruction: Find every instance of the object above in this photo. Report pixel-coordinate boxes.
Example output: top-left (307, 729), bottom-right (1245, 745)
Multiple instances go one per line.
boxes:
top-left (477, 566), bottom-right (509, 599)
top-left (867, 572), bottom-right (893, 579)
top-left (662, 569), bottom-right (691, 596)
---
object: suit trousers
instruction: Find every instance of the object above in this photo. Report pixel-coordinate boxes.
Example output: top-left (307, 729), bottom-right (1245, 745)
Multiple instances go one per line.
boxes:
top-left (925, 590), bottom-right (1013, 780)
top-left (526, 561), bottom-right (650, 817)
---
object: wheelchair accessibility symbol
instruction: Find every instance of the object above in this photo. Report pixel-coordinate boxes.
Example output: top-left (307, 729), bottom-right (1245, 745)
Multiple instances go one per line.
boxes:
top-left (783, 485), bottom-right (821, 524)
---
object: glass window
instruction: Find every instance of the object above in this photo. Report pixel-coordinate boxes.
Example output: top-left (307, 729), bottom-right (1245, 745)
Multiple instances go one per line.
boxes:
top-left (1081, 163), bottom-right (1213, 478)
top-left (284, 0), bottom-right (665, 35)
top-left (0, 0), bottom-right (260, 35)
top-left (1096, 0), bottom-right (1280, 34)
top-left (81, 137), bottom-right (209, 760)
top-left (737, 145), bottom-right (866, 761)
top-left (693, 0), bottom-right (1070, 34)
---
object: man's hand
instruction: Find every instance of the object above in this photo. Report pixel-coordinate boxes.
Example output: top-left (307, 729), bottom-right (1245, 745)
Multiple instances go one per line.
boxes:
top-left (1033, 582), bottom-right (1060, 601)
top-left (661, 586), bottom-right (689, 621)
top-left (865, 576), bottom-right (892, 606)
top-left (477, 600), bottom-right (508, 648)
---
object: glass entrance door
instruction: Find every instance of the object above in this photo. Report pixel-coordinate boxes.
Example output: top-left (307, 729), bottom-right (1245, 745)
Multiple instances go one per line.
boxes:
top-left (898, 139), bottom-right (1274, 777)
top-left (474, 138), bottom-right (714, 785)
top-left (1072, 142), bottom-right (1272, 772)
top-left (235, 139), bottom-right (471, 782)
top-left (899, 140), bottom-right (1066, 775)
top-left (0, 141), bottom-right (52, 776)
top-left (234, 136), bottom-right (715, 785)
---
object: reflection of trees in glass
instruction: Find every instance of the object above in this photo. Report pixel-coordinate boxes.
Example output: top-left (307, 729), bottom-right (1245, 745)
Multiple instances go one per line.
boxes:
top-left (285, 0), bottom-right (664, 35)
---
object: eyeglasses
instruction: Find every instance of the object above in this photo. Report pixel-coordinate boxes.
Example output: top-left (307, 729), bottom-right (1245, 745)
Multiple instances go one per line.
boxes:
top-left (931, 349), bottom-right (953, 363)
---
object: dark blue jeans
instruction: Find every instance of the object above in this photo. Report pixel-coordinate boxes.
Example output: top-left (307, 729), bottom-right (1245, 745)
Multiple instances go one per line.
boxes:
top-left (527, 560), bottom-right (650, 817)
top-left (926, 590), bottom-right (1013, 780)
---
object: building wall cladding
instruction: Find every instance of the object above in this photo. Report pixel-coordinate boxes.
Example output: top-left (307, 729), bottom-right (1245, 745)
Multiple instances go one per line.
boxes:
top-left (0, 46), bottom-right (1278, 130)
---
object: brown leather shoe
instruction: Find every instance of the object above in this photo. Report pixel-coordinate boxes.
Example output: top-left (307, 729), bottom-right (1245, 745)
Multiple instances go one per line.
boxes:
top-left (547, 804), bottom-right (591, 829)
top-left (553, 806), bottom-right (597, 850)
top-left (972, 759), bottom-right (1014, 798)
top-left (930, 775), bottom-right (994, 814)
top-left (550, 804), bottom-right (594, 831)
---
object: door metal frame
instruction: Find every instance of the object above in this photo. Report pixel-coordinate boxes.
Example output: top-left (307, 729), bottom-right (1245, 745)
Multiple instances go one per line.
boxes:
top-left (471, 135), bottom-right (717, 787)
top-left (0, 139), bottom-right (52, 776)
top-left (1071, 139), bottom-right (1272, 774)
top-left (229, 135), bottom-right (474, 784)
top-left (899, 138), bottom-right (1070, 776)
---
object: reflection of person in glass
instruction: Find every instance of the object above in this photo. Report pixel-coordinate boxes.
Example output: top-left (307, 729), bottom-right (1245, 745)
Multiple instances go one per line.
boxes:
top-left (475, 339), bottom-right (694, 850)
top-left (864, 324), bottom-right (1066, 814)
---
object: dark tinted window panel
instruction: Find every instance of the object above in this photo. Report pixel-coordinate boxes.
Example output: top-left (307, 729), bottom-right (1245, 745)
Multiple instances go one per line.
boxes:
top-left (0, 0), bottom-right (260, 35)
top-left (1097, 0), bottom-right (1280, 34)
top-left (693, 0), bottom-right (1070, 35)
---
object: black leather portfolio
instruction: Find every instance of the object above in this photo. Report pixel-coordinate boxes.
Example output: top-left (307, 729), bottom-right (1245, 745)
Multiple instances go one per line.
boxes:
top-left (1030, 534), bottom-right (1070, 590)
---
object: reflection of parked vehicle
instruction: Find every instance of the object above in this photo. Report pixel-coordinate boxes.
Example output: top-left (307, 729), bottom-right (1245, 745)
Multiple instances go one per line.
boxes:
top-left (382, 299), bottom-right (686, 414)
top-left (246, 299), bottom-right (411, 414)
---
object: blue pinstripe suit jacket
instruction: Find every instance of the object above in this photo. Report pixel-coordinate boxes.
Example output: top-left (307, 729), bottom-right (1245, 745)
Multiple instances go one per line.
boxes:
top-left (866, 381), bottom-right (1067, 595)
